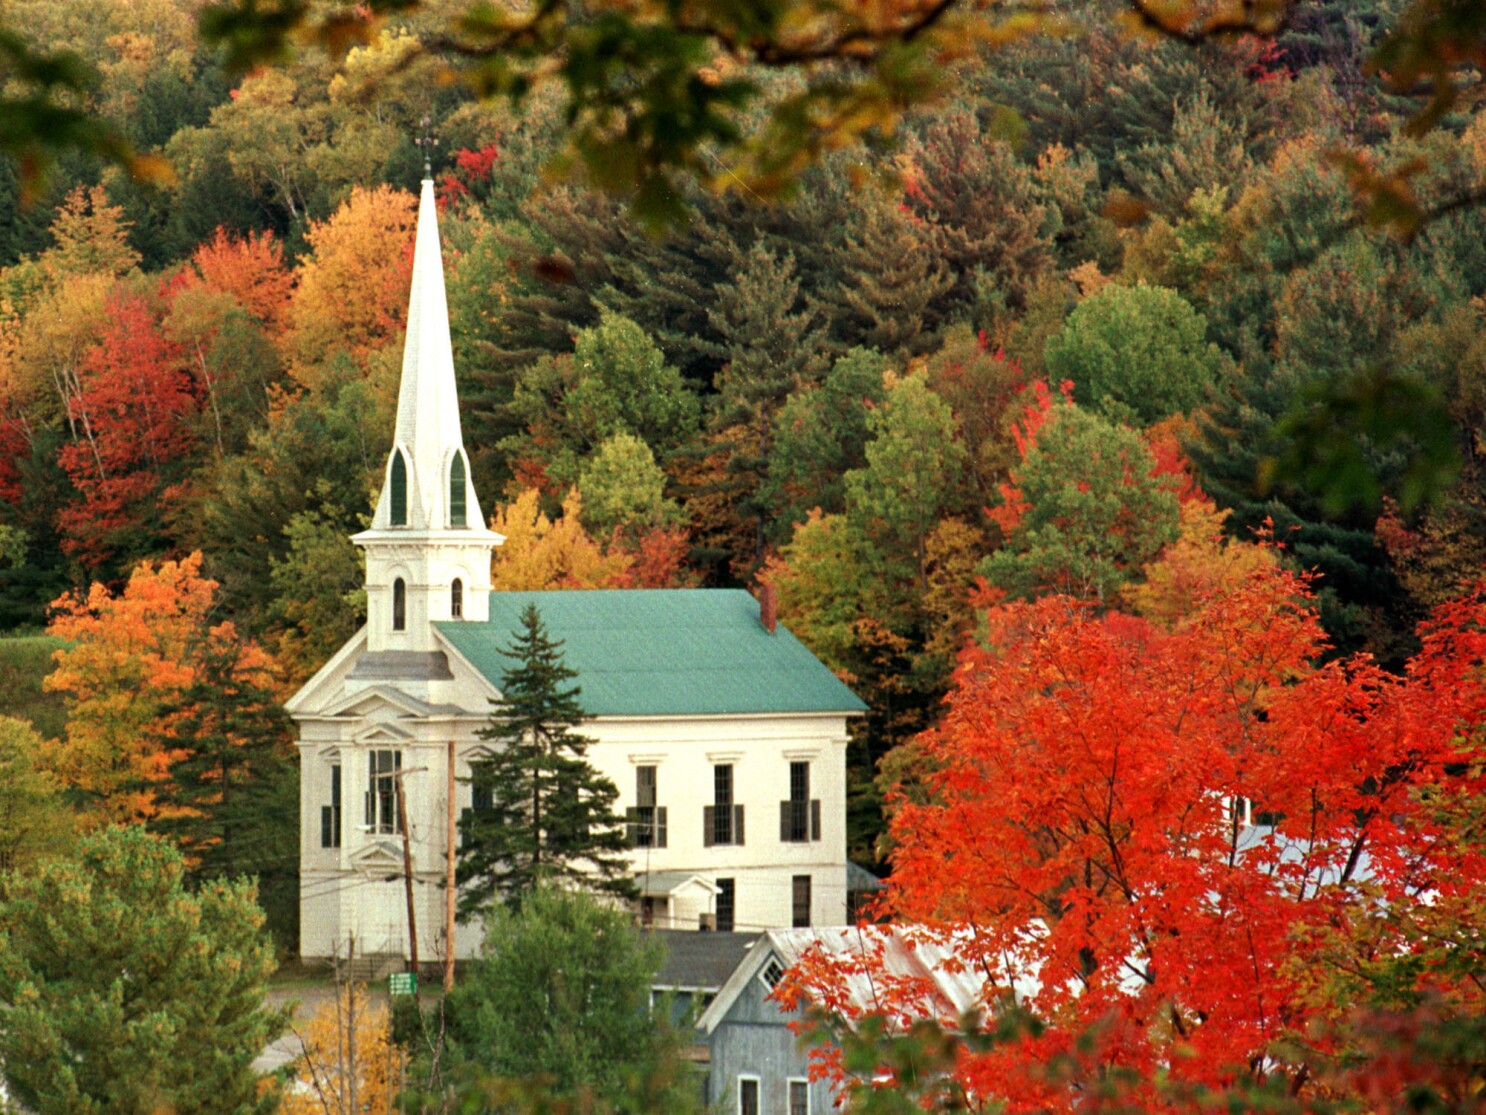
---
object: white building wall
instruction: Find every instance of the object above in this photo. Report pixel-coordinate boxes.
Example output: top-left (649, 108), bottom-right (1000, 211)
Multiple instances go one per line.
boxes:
top-left (296, 692), bottom-right (854, 961)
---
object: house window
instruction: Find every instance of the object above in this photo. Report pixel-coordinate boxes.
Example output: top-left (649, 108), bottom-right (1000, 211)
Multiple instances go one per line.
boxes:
top-left (760, 956), bottom-right (786, 990)
top-left (451, 578), bottom-right (463, 619)
top-left (628, 765), bottom-right (667, 849)
top-left (449, 452), bottom-right (467, 527)
top-left (392, 578), bottom-right (406, 631)
top-left (390, 450), bottom-right (408, 526)
top-left (366, 750), bottom-right (403, 834)
top-left (704, 764), bottom-right (744, 847)
top-left (789, 1080), bottom-right (809, 1115)
top-left (792, 874), bottom-right (811, 928)
top-left (738, 1077), bottom-right (759, 1115)
top-left (780, 761), bottom-right (820, 843)
top-left (320, 763), bottom-right (342, 848)
top-left (716, 878), bottom-right (735, 933)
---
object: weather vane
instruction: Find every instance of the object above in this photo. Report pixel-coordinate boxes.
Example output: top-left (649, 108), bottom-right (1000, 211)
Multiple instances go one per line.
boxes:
top-left (414, 115), bottom-right (439, 179)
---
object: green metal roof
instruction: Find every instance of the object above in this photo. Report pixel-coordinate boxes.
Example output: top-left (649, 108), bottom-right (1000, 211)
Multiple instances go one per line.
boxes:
top-left (435, 590), bottom-right (866, 717)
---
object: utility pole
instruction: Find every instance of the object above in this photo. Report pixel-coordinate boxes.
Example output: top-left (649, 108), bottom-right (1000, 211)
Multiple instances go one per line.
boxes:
top-left (392, 766), bottom-right (428, 978)
top-left (445, 737), bottom-right (457, 992)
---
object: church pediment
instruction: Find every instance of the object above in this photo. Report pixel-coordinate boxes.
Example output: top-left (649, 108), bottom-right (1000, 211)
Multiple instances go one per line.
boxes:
top-left (321, 684), bottom-right (438, 721)
top-left (354, 720), bottom-right (416, 746)
top-left (349, 840), bottom-right (406, 876)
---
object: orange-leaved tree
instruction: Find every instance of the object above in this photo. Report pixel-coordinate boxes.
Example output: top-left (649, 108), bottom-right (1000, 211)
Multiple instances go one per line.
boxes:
top-left (789, 557), bottom-right (1486, 1110)
top-left (44, 551), bottom-right (285, 828)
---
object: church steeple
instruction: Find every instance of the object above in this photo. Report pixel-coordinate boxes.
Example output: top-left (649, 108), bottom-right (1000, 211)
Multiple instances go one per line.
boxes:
top-left (353, 176), bottom-right (502, 662)
top-left (369, 177), bottom-right (479, 533)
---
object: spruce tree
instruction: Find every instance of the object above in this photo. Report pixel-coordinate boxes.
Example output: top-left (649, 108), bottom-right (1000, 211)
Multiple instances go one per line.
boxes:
top-left (150, 639), bottom-right (299, 947)
top-left (708, 241), bottom-right (828, 570)
top-left (456, 604), bottom-right (633, 919)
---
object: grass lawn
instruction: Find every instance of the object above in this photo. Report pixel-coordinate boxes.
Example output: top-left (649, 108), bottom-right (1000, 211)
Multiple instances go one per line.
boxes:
top-left (0, 634), bottom-right (66, 739)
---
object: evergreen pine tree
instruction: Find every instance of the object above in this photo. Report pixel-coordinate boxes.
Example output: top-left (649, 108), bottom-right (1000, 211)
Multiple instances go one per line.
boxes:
top-left (456, 604), bottom-right (633, 919)
top-left (708, 241), bottom-right (829, 570)
top-left (150, 637), bottom-right (299, 947)
top-left (826, 191), bottom-right (952, 355)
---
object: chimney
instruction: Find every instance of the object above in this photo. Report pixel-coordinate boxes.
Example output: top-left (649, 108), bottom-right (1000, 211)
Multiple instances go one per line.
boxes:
top-left (759, 581), bottom-right (777, 634)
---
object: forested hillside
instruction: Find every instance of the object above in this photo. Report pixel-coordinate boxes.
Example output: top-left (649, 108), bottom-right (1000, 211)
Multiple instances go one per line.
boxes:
top-left (3, 0), bottom-right (1485, 864)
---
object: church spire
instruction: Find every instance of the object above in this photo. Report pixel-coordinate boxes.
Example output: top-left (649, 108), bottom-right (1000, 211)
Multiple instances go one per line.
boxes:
top-left (354, 172), bottom-right (501, 660)
top-left (368, 175), bottom-right (480, 533)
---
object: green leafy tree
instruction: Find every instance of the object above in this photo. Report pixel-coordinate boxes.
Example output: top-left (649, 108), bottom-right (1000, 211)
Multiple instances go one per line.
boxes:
top-left (424, 885), bottom-right (700, 1113)
top-left (504, 310), bottom-right (699, 492)
top-left (981, 403), bottom-right (1180, 604)
top-left (1043, 282), bottom-right (1228, 425)
top-left (761, 347), bottom-right (889, 540)
top-left (577, 432), bottom-right (682, 539)
top-left (0, 716), bottom-right (74, 880)
top-left (0, 825), bottom-right (284, 1115)
top-left (456, 605), bottom-right (633, 918)
top-left (845, 370), bottom-right (968, 594)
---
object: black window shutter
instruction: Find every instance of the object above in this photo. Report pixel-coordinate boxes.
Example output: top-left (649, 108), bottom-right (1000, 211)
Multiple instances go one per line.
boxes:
top-left (703, 805), bottom-right (715, 847)
top-left (780, 801), bottom-right (790, 842)
top-left (811, 799), bottom-right (822, 842)
top-left (735, 804), bottom-right (745, 846)
top-left (656, 806), bottom-right (668, 848)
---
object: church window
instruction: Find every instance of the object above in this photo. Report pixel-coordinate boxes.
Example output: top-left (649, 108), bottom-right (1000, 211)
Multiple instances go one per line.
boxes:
top-left (320, 763), bottom-right (342, 848)
top-left (449, 453), bottom-right (467, 527)
top-left (781, 761), bottom-right (821, 843)
top-left (451, 578), bottom-right (463, 619)
top-left (367, 750), bottom-right (403, 834)
top-left (704, 764), bottom-right (742, 846)
top-left (393, 578), bottom-right (406, 631)
top-left (628, 765), bottom-right (667, 849)
top-left (390, 450), bottom-right (408, 526)
top-left (792, 874), bottom-right (812, 928)
top-left (715, 877), bottom-right (735, 933)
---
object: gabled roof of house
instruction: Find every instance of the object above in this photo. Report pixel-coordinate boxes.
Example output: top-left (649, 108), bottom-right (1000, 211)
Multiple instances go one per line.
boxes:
top-left (435, 589), bottom-right (867, 717)
top-left (649, 929), bottom-right (761, 992)
top-left (696, 926), bottom-right (1015, 1036)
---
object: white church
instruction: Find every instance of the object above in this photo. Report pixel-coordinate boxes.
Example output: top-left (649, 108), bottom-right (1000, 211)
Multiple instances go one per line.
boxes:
top-left (288, 175), bottom-right (866, 965)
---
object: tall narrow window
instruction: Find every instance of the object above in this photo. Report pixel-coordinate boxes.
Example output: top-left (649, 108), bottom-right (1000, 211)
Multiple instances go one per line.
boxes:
top-left (390, 450), bottom-right (408, 526)
top-left (629, 765), bottom-right (667, 849)
top-left (704, 764), bottom-right (742, 846)
top-left (392, 578), bottom-right (406, 631)
top-left (320, 763), bottom-right (342, 848)
top-left (450, 578), bottom-right (463, 619)
top-left (781, 760), bottom-right (821, 843)
top-left (449, 452), bottom-right (467, 527)
top-left (789, 1080), bottom-right (810, 1115)
top-left (792, 874), bottom-right (812, 928)
top-left (367, 750), bottom-right (402, 834)
top-left (738, 1077), bottom-right (759, 1115)
top-left (716, 878), bottom-right (735, 933)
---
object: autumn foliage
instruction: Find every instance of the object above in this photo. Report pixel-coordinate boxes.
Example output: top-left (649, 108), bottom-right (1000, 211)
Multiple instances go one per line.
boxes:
top-left (44, 551), bottom-right (282, 826)
top-left (791, 555), bottom-right (1486, 1109)
top-left (54, 290), bottom-right (196, 566)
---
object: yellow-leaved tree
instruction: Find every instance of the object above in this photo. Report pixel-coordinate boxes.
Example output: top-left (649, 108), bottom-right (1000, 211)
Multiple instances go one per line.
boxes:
top-left (283, 985), bottom-right (405, 1115)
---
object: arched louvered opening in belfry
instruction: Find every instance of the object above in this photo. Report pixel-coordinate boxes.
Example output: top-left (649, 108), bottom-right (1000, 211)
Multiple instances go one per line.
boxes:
top-left (392, 578), bottom-right (406, 631)
top-left (390, 450), bottom-right (408, 526)
top-left (449, 452), bottom-right (467, 528)
top-left (451, 577), bottom-right (464, 619)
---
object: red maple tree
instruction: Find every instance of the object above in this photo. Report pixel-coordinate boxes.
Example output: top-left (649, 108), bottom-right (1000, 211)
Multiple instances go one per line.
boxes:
top-left (792, 556), bottom-right (1486, 1109)
top-left (55, 291), bottom-right (197, 566)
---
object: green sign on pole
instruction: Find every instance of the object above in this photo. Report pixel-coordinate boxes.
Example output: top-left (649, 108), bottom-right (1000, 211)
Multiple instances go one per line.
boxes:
top-left (389, 972), bottom-right (417, 996)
